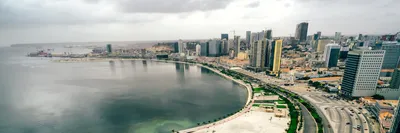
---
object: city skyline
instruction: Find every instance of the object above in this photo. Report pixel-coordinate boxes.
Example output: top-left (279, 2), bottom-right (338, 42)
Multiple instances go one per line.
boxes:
top-left (1, 0), bottom-right (400, 46)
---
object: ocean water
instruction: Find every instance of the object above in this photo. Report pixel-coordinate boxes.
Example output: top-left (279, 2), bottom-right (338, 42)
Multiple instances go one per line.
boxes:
top-left (0, 47), bottom-right (247, 133)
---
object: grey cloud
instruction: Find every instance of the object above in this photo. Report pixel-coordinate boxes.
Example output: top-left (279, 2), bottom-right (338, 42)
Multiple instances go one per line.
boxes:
top-left (0, 0), bottom-right (158, 29)
top-left (245, 1), bottom-right (260, 8)
top-left (111, 0), bottom-right (233, 13)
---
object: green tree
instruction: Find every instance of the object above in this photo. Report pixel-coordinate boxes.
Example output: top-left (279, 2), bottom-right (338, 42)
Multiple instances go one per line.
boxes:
top-left (313, 82), bottom-right (322, 88)
top-left (308, 80), bottom-right (313, 85)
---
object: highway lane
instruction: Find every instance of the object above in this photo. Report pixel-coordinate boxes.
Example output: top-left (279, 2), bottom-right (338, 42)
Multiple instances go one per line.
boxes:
top-left (352, 107), bottom-right (369, 133)
top-left (299, 104), bottom-right (317, 133)
top-left (336, 107), bottom-right (352, 133)
top-left (346, 108), bottom-right (359, 133)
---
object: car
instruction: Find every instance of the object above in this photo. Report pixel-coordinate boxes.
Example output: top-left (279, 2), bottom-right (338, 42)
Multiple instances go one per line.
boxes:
top-left (346, 122), bottom-right (351, 125)
top-left (365, 129), bottom-right (368, 130)
top-left (328, 125), bottom-right (331, 128)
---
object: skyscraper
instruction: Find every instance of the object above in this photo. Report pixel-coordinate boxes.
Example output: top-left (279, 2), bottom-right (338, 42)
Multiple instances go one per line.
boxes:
top-left (173, 42), bottom-right (179, 53)
top-left (200, 42), bottom-right (208, 56)
top-left (324, 43), bottom-right (340, 68)
top-left (106, 44), bottom-right (112, 53)
top-left (390, 96), bottom-right (400, 133)
top-left (221, 34), bottom-right (229, 40)
top-left (251, 40), bottom-right (263, 68)
top-left (341, 50), bottom-right (385, 97)
top-left (381, 43), bottom-right (400, 69)
top-left (234, 36), bottom-right (241, 57)
top-left (268, 40), bottom-right (282, 76)
top-left (178, 39), bottom-right (184, 54)
top-left (317, 39), bottom-right (331, 53)
top-left (266, 30), bottom-right (272, 39)
top-left (390, 68), bottom-right (400, 89)
top-left (249, 33), bottom-right (258, 66)
top-left (335, 32), bottom-right (341, 42)
top-left (317, 31), bottom-right (321, 39)
top-left (246, 31), bottom-right (251, 46)
top-left (295, 22), bottom-right (309, 42)
top-left (358, 34), bottom-right (363, 40)
top-left (339, 46), bottom-right (350, 60)
top-left (195, 44), bottom-right (201, 56)
top-left (257, 31), bottom-right (265, 41)
top-left (208, 39), bottom-right (222, 57)
top-left (221, 39), bottom-right (228, 55)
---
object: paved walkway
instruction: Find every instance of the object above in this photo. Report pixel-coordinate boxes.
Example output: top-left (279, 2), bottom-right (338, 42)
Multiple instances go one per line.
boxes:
top-left (179, 100), bottom-right (255, 133)
top-left (194, 110), bottom-right (289, 133)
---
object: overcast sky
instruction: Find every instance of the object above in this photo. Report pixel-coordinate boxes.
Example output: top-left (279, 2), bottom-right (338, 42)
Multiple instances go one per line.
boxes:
top-left (0, 0), bottom-right (399, 45)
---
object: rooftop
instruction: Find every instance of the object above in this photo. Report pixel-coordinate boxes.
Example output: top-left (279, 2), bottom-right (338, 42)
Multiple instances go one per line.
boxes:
top-left (381, 69), bottom-right (395, 72)
top-left (379, 111), bottom-right (393, 128)
top-left (310, 77), bottom-right (342, 82)
top-left (376, 100), bottom-right (398, 108)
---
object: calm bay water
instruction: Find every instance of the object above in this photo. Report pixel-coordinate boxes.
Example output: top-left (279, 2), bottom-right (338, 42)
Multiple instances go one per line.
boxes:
top-left (0, 47), bottom-right (247, 133)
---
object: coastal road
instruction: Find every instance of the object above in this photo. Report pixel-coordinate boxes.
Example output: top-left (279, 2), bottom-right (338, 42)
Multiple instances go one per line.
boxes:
top-left (299, 104), bottom-right (317, 133)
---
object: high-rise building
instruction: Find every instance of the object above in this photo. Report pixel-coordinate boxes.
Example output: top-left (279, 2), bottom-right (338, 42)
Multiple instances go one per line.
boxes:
top-left (178, 39), bottom-right (184, 54)
top-left (200, 42), bottom-right (209, 56)
top-left (257, 31), bottom-right (265, 41)
top-left (228, 39), bottom-right (234, 50)
top-left (313, 34), bottom-right (319, 40)
top-left (390, 96), bottom-right (400, 133)
top-left (317, 31), bottom-right (321, 39)
top-left (317, 39), bottom-right (331, 53)
top-left (341, 50), bottom-right (385, 97)
top-left (195, 44), bottom-right (201, 56)
top-left (173, 42), bottom-right (179, 53)
top-left (335, 32), bottom-right (341, 42)
top-left (106, 44), bottom-right (112, 53)
top-left (246, 31), bottom-right (251, 46)
top-left (390, 68), bottom-right (400, 89)
top-left (358, 34), bottom-right (363, 40)
top-left (221, 39), bottom-right (228, 55)
top-left (249, 33), bottom-right (258, 65)
top-left (208, 39), bottom-right (222, 57)
top-left (266, 30), bottom-right (272, 39)
top-left (323, 43), bottom-right (340, 68)
top-left (251, 40), bottom-right (263, 68)
top-left (268, 40), bottom-right (283, 76)
top-left (381, 43), bottom-right (400, 69)
top-left (221, 34), bottom-right (229, 40)
top-left (397, 57), bottom-right (400, 68)
top-left (141, 49), bottom-right (146, 58)
top-left (339, 46), bottom-right (350, 60)
top-left (295, 22), bottom-right (309, 42)
top-left (234, 36), bottom-right (241, 57)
